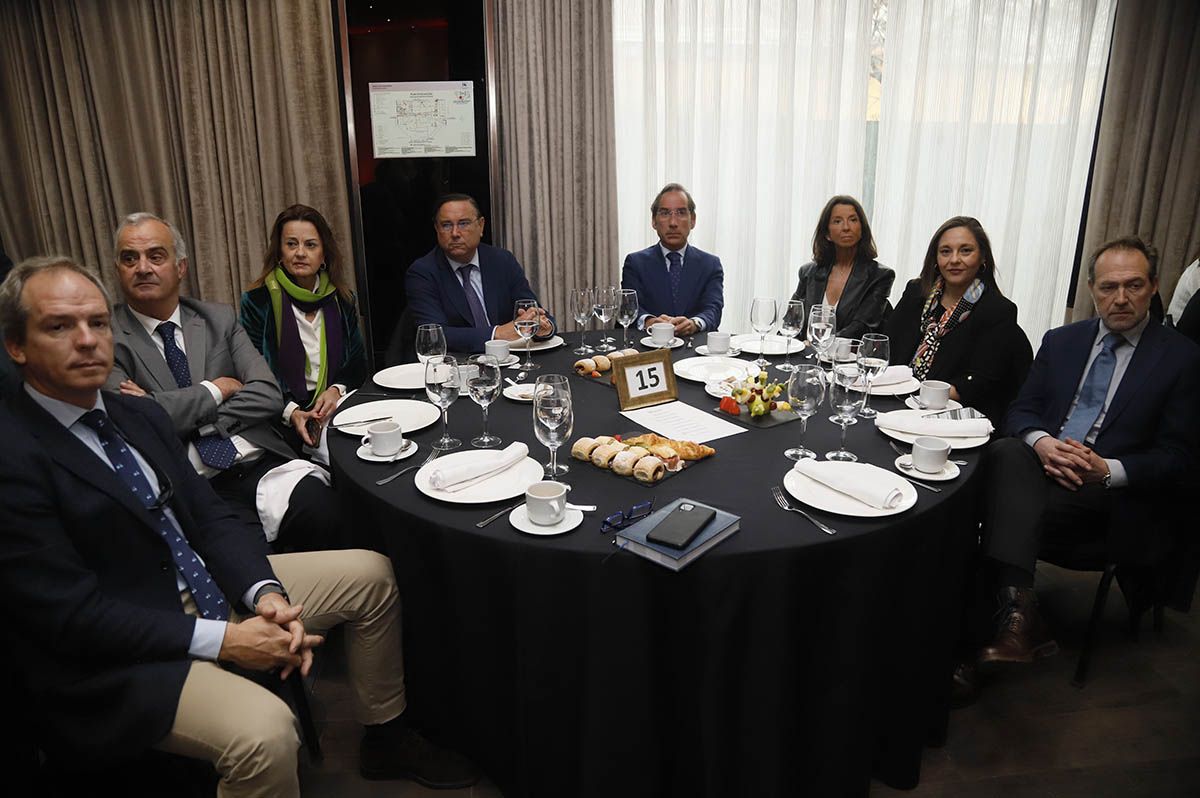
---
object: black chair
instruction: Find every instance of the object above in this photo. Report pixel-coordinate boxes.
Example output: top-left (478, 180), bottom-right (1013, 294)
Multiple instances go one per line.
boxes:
top-left (384, 304), bottom-right (417, 366)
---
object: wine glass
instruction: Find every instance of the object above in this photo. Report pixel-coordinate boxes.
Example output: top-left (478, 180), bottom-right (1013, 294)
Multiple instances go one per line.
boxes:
top-left (415, 323), bottom-right (446, 364)
top-left (784, 365), bottom-right (825, 461)
top-left (825, 363), bottom-right (863, 462)
top-left (777, 299), bottom-right (805, 373)
top-left (533, 374), bottom-right (573, 478)
top-left (749, 297), bottom-right (777, 368)
top-left (467, 354), bottom-right (502, 448)
top-left (827, 337), bottom-right (861, 424)
top-left (424, 355), bottom-right (461, 451)
top-left (593, 286), bottom-right (617, 353)
top-left (617, 288), bottom-right (639, 349)
top-left (513, 299), bottom-right (541, 372)
top-left (807, 304), bottom-right (835, 363)
top-left (857, 333), bottom-right (890, 420)
top-left (570, 287), bottom-right (594, 355)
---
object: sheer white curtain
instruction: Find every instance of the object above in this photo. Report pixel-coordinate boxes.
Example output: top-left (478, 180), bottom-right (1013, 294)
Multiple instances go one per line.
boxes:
top-left (612, 0), bottom-right (875, 334)
top-left (873, 0), bottom-right (1115, 344)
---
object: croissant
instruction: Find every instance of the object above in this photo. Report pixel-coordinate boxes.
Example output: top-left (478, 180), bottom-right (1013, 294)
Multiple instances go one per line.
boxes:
top-left (622, 433), bottom-right (716, 461)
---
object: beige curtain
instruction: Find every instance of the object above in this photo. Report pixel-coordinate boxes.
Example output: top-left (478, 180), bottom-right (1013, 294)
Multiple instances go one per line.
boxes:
top-left (493, 0), bottom-right (619, 330)
top-left (1072, 0), bottom-right (1200, 319)
top-left (0, 0), bottom-right (351, 306)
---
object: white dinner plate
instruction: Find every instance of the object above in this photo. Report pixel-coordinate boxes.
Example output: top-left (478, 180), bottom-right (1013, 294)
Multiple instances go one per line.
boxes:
top-left (904, 396), bottom-right (963, 411)
top-left (695, 344), bottom-right (743, 357)
top-left (415, 452), bottom-right (545, 504)
top-left (732, 334), bottom-right (805, 355)
top-left (502, 383), bottom-right (546, 402)
top-left (783, 463), bottom-right (918, 517)
top-left (509, 335), bottom-right (565, 352)
top-left (373, 363), bottom-right (426, 390)
top-left (673, 356), bottom-right (757, 383)
top-left (639, 336), bottom-right (684, 349)
top-left (850, 377), bottom-right (922, 396)
top-left (356, 440), bottom-right (418, 463)
top-left (704, 382), bottom-right (732, 399)
top-left (876, 423), bottom-right (990, 451)
top-left (894, 455), bottom-right (960, 482)
top-left (330, 400), bottom-right (440, 436)
top-left (509, 505), bottom-right (583, 536)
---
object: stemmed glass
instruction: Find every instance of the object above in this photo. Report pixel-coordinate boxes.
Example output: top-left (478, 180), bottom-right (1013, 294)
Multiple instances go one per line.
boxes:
top-left (827, 337), bottom-right (861, 424)
top-left (749, 297), bottom-right (777, 368)
top-left (424, 355), bottom-right (461, 451)
top-left (825, 363), bottom-right (863, 462)
top-left (415, 323), bottom-right (446, 364)
top-left (857, 333), bottom-right (890, 419)
top-left (513, 299), bottom-right (540, 372)
top-left (533, 374), bottom-right (573, 478)
top-left (784, 365), bottom-right (825, 461)
top-left (807, 304), bottom-right (835, 363)
top-left (617, 288), bottom-right (639, 350)
top-left (570, 287), bottom-right (594, 355)
top-left (466, 354), bottom-right (502, 448)
top-left (593, 286), bottom-right (617, 353)
top-left (777, 299), bottom-right (805, 373)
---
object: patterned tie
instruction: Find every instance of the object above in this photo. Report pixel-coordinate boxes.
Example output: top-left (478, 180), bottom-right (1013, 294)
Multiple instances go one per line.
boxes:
top-left (156, 322), bottom-right (238, 470)
top-left (1059, 331), bottom-right (1124, 443)
top-left (666, 251), bottom-right (683, 311)
top-left (79, 409), bottom-right (229, 620)
top-left (457, 264), bottom-right (490, 328)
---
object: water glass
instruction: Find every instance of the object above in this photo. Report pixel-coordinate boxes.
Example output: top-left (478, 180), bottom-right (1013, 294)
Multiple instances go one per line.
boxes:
top-left (784, 365), bottom-right (825, 461)
top-left (415, 323), bottom-right (446, 364)
top-left (467, 354), bottom-right (502, 448)
top-left (807, 304), bottom-right (835, 362)
top-left (533, 374), bottom-right (573, 478)
top-left (424, 355), bottom-right (461, 450)
top-left (825, 363), bottom-right (863, 462)
top-left (617, 288), bottom-right (639, 349)
top-left (513, 299), bottom-right (541, 371)
top-left (857, 333), bottom-right (890, 419)
top-left (827, 337), bottom-right (861, 424)
top-left (570, 286), bottom-right (594, 354)
top-left (593, 286), bottom-right (617, 353)
top-left (777, 299), bottom-right (805, 373)
top-left (749, 297), bottom-right (777, 368)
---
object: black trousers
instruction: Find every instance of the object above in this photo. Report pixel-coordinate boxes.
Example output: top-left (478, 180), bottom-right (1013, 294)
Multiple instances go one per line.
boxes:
top-left (979, 437), bottom-right (1111, 577)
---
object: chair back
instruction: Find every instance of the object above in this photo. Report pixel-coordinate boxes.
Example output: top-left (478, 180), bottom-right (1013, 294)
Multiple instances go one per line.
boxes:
top-left (384, 305), bottom-right (417, 366)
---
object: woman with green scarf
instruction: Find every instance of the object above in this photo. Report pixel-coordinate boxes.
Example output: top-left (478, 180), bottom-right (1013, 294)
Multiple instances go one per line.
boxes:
top-left (241, 205), bottom-right (366, 447)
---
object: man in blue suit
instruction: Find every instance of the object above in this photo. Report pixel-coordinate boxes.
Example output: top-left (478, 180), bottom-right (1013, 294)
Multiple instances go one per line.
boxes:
top-left (978, 236), bottom-right (1200, 664)
top-left (405, 194), bottom-right (555, 354)
top-left (621, 183), bottom-right (724, 337)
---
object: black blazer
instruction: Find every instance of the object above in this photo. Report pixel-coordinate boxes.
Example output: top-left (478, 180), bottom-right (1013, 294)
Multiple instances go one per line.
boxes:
top-left (0, 390), bottom-right (276, 761)
top-left (790, 258), bottom-right (895, 338)
top-left (886, 279), bottom-right (1031, 422)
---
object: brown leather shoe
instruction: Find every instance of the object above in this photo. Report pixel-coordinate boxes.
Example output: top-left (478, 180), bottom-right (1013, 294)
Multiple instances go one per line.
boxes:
top-left (979, 586), bottom-right (1059, 664)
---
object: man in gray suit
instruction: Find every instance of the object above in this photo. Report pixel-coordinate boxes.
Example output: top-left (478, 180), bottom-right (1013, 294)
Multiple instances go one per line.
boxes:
top-left (107, 212), bottom-right (338, 551)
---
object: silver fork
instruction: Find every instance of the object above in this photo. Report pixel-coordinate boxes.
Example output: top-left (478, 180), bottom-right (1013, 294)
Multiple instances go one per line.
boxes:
top-left (376, 447), bottom-right (440, 486)
top-left (771, 486), bottom-right (837, 535)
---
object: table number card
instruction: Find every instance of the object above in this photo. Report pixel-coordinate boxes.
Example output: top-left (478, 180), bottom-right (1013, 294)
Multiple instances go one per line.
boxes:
top-left (614, 349), bottom-right (678, 410)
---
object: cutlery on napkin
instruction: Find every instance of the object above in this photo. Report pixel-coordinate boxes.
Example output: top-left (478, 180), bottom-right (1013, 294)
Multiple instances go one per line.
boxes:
top-left (873, 409), bottom-right (993, 438)
top-left (428, 442), bottom-right (529, 493)
top-left (792, 459), bottom-right (904, 509)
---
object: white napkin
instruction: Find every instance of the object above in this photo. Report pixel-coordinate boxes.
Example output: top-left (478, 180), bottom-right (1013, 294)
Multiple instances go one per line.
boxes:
top-left (428, 442), bottom-right (529, 492)
top-left (874, 409), bottom-right (993, 438)
top-left (792, 459), bottom-right (903, 509)
top-left (256, 460), bottom-right (332, 542)
top-left (854, 364), bottom-right (912, 387)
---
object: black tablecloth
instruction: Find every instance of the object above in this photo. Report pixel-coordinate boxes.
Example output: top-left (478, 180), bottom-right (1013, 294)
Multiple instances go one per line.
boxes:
top-left (329, 340), bottom-right (981, 798)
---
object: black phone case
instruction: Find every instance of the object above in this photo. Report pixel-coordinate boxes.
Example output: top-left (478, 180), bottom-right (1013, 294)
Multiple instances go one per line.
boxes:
top-left (646, 503), bottom-right (716, 549)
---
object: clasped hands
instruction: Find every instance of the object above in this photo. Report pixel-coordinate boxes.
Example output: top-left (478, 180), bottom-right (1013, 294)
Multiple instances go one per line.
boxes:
top-left (218, 592), bottom-right (324, 679)
top-left (1032, 436), bottom-right (1110, 491)
top-left (643, 314), bottom-right (698, 337)
top-left (495, 307), bottom-right (553, 341)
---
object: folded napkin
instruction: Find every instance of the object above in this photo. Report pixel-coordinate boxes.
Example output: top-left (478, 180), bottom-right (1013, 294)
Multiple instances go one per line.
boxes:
top-left (874, 409), bottom-right (993, 438)
top-left (792, 459), bottom-right (904, 509)
top-left (854, 365), bottom-right (912, 388)
top-left (429, 442), bottom-right (529, 492)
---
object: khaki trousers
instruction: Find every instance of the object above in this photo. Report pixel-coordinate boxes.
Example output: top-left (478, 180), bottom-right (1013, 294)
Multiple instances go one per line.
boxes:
top-left (154, 549), bottom-right (406, 798)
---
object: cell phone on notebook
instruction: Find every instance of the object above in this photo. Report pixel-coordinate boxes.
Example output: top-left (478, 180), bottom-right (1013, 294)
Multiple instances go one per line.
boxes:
top-left (646, 502), bottom-right (715, 550)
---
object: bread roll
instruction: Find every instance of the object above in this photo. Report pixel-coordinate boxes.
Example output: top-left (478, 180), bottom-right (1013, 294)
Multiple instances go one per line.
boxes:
top-left (571, 437), bottom-right (600, 461)
top-left (590, 443), bottom-right (625, 469)
top-left (611, 446), bottom-right (649, 476)
top-left (621, 348), bottom-right (639, 357)
top-left (593, 354), bottom-right (612, 371)
top-left (573, 358), bottom-right (597, 375)
top-left (592, 435), bottom-right (617, 447)
top-left (633, 455), bottom-right (666, 484)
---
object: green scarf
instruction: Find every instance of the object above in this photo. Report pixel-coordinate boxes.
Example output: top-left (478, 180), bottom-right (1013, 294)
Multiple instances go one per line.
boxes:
top-left (265, 266), bottom-right (341, 408)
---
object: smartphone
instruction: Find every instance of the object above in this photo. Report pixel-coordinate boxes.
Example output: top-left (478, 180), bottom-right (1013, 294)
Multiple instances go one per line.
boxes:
top-left (305, 417), bottom-right (322, 441)
top-left (646, 502), bottom-right (715, 550)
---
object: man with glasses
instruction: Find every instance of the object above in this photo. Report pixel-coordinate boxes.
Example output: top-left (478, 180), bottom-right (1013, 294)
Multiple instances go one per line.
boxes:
top-left (406, 193), bottom-right (555, 353)
top-left (622, 183), bottom-right (725, 337)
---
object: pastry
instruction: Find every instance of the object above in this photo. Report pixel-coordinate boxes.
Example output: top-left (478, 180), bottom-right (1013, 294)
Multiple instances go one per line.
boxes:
top-left (593, 354), bottom-right (612, 371)
top-left (590, 443), bottom-right (625, 469)
top-left (611, 446), bottom-right (649, 476)
top-left (633, 455), bottom-right (666, 484)
top-left (621, 348), bottom-right (639, 357)
top-left (592, 435), bottom-right (617, 447)
top-left (573, 358), bottom-right (597, 376)
top-left (571, 437), bottom-right (600, 461)
top-left (622, 433), bottom-right (716, 461)
top-left (647, 444), bottom-right (679, 470)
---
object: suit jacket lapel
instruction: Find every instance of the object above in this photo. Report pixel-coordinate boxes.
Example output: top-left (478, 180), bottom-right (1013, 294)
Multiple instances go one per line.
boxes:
top-left (1100, 321), bottom-right (1166, 433)
top-left (116, 305), bottom-right (177, 391)
top-left (179, 304), bottom-right (209, 386)
top-left (478, 246), bottom-right (501, 324)
top-left (437, 250), bottom-right (476, 327)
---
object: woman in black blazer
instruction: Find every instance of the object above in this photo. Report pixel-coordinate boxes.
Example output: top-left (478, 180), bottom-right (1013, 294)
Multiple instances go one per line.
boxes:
top-left (791, 195), bottom-right (895, 337)
top-left (886, 216), bottom-right (1031, 422)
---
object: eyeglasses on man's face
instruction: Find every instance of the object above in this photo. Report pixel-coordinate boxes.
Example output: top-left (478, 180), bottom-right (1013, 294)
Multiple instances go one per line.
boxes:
top-left (437, 218), bottom-right (480, 233)
top-left (654, 208), bottom-right (692, 220)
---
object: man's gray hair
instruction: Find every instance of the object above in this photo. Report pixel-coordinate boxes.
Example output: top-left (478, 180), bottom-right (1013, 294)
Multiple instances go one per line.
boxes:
top-left (0, 255), bottom-right (113, 345)
top-left (113, 211), bottom-right (190, 262)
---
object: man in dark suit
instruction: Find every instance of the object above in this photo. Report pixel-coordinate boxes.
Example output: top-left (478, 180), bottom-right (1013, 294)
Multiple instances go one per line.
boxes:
top-left (106, 212), bottom-right (336, 552)
top-left (621, 183), bottom-right (724, 336)
top-left (405, 193), bottom-right (555, 354)
top-left (979, 236), bottom-right (1200, 663)
top-left (0, 257), bottom-right (477, 793)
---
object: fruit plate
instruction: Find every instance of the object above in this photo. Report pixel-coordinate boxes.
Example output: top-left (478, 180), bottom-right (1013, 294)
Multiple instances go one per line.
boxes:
top-left (709, 405), bottom-right (799, 430)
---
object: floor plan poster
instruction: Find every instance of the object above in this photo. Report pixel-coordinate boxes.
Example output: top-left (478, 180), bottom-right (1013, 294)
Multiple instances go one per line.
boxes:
top-left (369, 81), bottom-right (476, 158)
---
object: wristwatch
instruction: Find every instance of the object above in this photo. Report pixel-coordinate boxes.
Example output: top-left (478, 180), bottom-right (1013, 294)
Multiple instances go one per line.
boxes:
top-left (1101, 467), bottom-right (1112, 489)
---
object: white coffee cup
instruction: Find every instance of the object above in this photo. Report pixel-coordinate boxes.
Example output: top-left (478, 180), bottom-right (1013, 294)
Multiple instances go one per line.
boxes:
top-left (526, 481), bottom-right (571, 525)
top-left (361, 420), bottom-right (405, 457)
top-left (919, 379), bottom-right (951, 410)
top-left (485, 339), bottom-right (510, 361)
top-left (650, 322), bottom-right (675, 347)
top-left (706, 331), bottom-right (731, 354)
top-left (911, 436), bottom-right (951, 473)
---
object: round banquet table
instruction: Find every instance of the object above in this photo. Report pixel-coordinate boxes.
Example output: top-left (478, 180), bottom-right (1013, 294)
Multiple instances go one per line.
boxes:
top-left (328, 338), bottom-right (983, 798)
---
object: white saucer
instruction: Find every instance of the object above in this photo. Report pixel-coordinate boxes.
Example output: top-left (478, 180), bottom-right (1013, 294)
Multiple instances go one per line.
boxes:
top-left (356, 440), bottom-right (418, 463)
top-left (509, 505), bottom-right (583, 536)
top-left (487, 354), bottom-right (520, 367)
top-left (905, 396), bottom-right (963, 411)
top-left (894, 455), bottom-right (960, 482)
top-left (640, 335), bottom-right (684, 349)
top-left (502, 383), bottom-right (542, 402)
top-left (695, 345), bottom-right (743, 357)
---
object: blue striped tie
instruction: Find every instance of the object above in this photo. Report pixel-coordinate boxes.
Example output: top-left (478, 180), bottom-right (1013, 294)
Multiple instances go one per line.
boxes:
top-left (1060, 332), bottom-right (1123, 443)
top-left (156, 321), bottom-right (238, 470)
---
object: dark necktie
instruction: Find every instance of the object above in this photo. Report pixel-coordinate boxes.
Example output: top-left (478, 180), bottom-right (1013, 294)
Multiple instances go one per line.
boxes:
top-left (457, 264), bottom-right (490, 328)
top-left (1060, 331), bottom-right (1123, 443)
top-left (78, 409), bottom-right (229, 620)
top-left (156, 321), bottom-right (238, 470)
top-left (666, 251), bottom-right (683, 310)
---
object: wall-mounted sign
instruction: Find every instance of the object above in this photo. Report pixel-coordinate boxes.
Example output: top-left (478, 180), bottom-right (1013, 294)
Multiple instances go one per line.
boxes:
top-left (369, 80), bottom-right (476, 158)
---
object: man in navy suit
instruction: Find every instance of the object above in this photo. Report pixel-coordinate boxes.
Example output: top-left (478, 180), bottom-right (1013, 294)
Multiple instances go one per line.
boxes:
top-left (621, 183), bottom-right (724, 336)
top-left (405, 194), bottom-right (555, 354)
top-left (978, 236), bottom-right (1200, 664)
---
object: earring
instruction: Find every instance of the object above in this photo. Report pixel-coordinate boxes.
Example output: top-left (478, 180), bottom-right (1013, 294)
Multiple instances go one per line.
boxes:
top-left (319, 262), bottom-right (328, 271)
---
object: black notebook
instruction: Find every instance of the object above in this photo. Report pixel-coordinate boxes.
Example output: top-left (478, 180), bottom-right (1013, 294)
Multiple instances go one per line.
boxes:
top-left (612, 498), bottom-right (740, 572)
